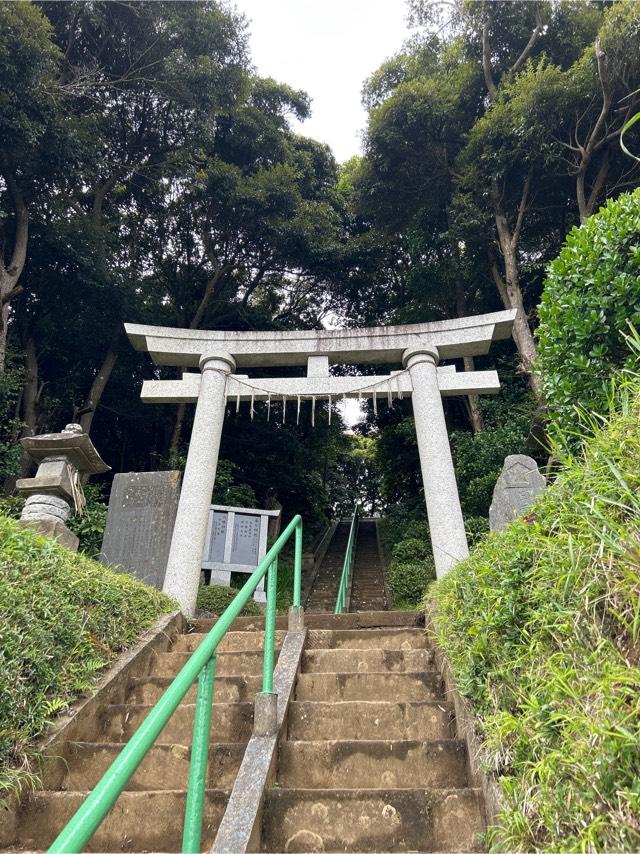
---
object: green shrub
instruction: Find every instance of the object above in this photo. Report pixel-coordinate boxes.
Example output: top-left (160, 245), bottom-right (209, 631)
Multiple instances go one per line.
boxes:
top-left (537, 187), bottom-right (640, 446)
top-left (67, 483), bottom-right (108, 557)
top-left (0, 515), bottom-right (174, 796)
top-left (388, 558), bottom-right (435, 608)
top-left (391, 536), bottom-right (431, 564)
top-left (429, 376), bottom-right (640, 851)
top-left (196, 584), bottom-right (262, 617)
top-left (464, 515), bottom-right (489, 547)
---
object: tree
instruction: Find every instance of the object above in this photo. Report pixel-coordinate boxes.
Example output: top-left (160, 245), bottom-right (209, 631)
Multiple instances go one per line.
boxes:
top-left (0, 2), bottom-right (62, 370)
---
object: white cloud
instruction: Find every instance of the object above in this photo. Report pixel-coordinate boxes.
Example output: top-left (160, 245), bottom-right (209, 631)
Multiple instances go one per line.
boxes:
top-left (234, 0), bottom-right (411, 162)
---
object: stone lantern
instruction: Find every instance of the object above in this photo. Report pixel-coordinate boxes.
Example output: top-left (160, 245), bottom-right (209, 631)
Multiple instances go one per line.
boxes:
top-left (15, 423), bottom-right (110, 551)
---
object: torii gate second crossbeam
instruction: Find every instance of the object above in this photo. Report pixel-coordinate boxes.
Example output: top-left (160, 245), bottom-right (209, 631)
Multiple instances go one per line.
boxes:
top-left (126, 310), bottom-right (516, 616)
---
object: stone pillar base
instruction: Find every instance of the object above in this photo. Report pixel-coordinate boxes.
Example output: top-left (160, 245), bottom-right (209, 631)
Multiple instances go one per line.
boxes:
top-left (254, 691), bottom-right (278, 737)
top-left (288, 605), bottom-right (304, 632)
top-left (18, 517), bottom-right (79, 552)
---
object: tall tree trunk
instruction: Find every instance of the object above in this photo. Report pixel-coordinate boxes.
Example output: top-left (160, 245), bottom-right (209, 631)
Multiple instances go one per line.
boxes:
top-left (18, 337), bottom-right (39, 477)
top-left (79, 328), bottom-right (121, 434)
top-left (454, 281), bottom-right (484, 433)
top-left (169, 401), bottom-right (187, 459)
top-left (490, 177), bottom-right (541, 395)
top-left (0, 162), bottom-right (28, 372)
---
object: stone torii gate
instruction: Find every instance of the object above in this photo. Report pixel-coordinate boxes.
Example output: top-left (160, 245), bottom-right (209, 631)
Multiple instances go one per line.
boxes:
top-left (126, 309), bottom-right (515, 615)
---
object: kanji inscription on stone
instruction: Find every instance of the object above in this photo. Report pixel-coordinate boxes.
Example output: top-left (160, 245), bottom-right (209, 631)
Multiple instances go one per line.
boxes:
top-left (209, 511), bottom-right (227, 562)
top-left (230, 513), bottom-right (261, 565)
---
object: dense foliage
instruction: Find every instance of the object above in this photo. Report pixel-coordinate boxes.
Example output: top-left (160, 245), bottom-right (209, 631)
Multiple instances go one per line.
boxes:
top-left (429, 375), bottom-right (640, 851)
top-left (0, 516), bottom-right (173, 795)
top-left (538, 188), bottom-right (640, 445)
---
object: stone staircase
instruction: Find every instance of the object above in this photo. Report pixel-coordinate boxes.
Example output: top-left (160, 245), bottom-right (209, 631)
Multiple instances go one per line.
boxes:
top-left (262, 616), bottom-right (485, 852)
top-left (306, 519), bottom-right (352, 611)
top-left (4, 621), bottom-right (283, 852)
top-left (349, 518), bottom-right (388, 612)
top-left (4, 611), bottom-right (486, 852)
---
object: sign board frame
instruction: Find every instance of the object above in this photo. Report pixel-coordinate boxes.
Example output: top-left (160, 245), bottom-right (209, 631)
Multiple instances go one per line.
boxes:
top-left (201, 504), bottom-right (281, 602)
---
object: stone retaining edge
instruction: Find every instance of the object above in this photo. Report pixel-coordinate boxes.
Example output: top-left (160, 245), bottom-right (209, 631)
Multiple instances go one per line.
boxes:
top-left (424, 602), bottom-right (505, 829)
top-left (211, 627), bottom-right (307, 853)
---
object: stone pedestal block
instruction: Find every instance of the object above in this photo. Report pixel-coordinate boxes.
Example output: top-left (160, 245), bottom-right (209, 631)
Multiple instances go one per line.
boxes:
top-left (18, 517), bottom-right (79, 552)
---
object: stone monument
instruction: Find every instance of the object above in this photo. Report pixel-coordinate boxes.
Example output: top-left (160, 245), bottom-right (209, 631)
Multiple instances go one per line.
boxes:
top-left (489, 454), bottom-right (546, 532)
top-left (100, 471), bottom-right (182, 588)
top-left (16, 423), bottom-right (110, 551)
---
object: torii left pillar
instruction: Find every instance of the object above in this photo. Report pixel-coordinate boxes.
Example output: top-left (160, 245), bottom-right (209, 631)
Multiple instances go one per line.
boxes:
top-left (163, 353), bottom-right (235, 615)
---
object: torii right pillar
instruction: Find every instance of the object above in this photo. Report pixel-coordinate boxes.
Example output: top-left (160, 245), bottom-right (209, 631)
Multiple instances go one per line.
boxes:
top-left (403, 346), bottom-right (469, 577)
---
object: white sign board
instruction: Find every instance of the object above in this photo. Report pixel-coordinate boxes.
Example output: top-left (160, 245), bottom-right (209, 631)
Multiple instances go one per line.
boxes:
top-left (201, 504), bottom-right (281, 602)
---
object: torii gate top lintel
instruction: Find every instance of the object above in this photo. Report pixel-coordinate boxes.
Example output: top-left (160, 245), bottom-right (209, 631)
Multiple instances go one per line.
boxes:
top-left (125, 308), bottom-right (516, 368)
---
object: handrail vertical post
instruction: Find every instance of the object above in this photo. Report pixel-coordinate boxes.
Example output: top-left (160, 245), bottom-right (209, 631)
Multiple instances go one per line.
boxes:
top-left (182, 653), bottom-right (216, 853)
top-left (293, 520), bottom-right (302, 608)
top-left (261, 557), bottom-right (278, 694)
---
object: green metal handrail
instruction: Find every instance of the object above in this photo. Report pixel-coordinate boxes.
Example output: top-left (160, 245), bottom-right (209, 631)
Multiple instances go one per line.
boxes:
top-left (49, 514), bottom-right (303, 854)
top-left (335, 505), bottom-right (361, 614)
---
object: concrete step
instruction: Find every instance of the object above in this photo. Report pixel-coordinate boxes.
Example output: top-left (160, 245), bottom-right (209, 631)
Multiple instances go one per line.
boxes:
top-left (193, 611), bottom-right (421, 632)
top-left (126, 674), bottom-right (262, 705)
top-left (301, 648), bottom-right (435, 673)
top-left (262, 787), bottom-right (485, 852)
top-left (149, 648), bottom-right (280, 678)
top-left (102, 702), bottom-right (253, 744)
top-left (59, 741), bottom-right (245, 791)
top-left (295, 671), bottom-right (443, 701)
top-left (278, 739), bottom-right (469, 789)
top-left (172, 629), bottom-right (286, 654)
top-left (305, 628), bottom-right (427, 650)
top-left (16, 789), bottom-right (228, 852)
top-left (288, 701), bottom-right (452, 741)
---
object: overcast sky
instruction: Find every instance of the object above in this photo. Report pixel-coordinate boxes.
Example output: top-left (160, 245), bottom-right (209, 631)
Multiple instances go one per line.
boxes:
top-left (234, 0), bottom-right (412, 163)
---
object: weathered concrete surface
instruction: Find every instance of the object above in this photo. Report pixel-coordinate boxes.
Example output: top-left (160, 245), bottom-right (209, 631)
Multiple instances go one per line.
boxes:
top-left (125, 309), bottom-right (516, 368)
top-left (301, 647), bottom-right (435, 673)
top-left (196, 610), bottom-right (423, 632)
top-left (349, 518), bottom-right (388, 612)
top-left (125, 673), bottom-right (262, 705)
top-left (404, 345), bottom-right (469, 576)
top-left (278, 738), bottom-right (469, 789)
top-left (211, 629), bottom-right (306, 853)
top-left (100, 470), bottom-right (181, 587)
top-left (1, 615), bottom-right (282, 852)
top-left (61, 741), bottom-right (246, 791)
top-left (15, 789), bottom-right (229, 852)
top-left (17, 514), bottom-right (79, 551)
top-left (101, 701), bottom-right (254, 745)
top-left (162, 353), bottom-right (235, 616)
top-left (263, 787), bottom-right (485, 853)
top-left (149, 647), bottom-right (281, 678)
top-left (305, 627), bottom-right (429, 649)
top-left (295, 669), bottom-right (443, 701)
top-left (288, 699), bottom-right (452, 741)
top-left (489, 453), bottom-right (546, 532)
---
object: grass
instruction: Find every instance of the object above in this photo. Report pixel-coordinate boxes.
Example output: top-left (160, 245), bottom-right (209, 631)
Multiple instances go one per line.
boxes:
top-left (428, 375), bottom-right (640, 851)
top-left (0, 516), bottom-right (174, 798)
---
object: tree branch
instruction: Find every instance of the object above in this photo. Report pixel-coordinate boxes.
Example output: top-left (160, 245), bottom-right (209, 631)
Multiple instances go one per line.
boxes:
top-left (482, 21), bottom-right (498, 101)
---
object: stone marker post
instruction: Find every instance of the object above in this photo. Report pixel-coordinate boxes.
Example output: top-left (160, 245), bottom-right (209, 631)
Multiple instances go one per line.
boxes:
top-left (489, 454), bottom-right (546, 531)
top-left (162, 353), bottom-right (236, 616)
top-left (16, 423), bottom-right (110, 551)
top-left (403, 346), bottom-right (469, 577)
